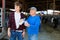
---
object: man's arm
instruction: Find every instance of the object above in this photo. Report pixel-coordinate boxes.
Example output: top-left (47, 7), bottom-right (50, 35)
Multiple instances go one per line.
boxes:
top-left (26, 16), bottom-right (40, 29)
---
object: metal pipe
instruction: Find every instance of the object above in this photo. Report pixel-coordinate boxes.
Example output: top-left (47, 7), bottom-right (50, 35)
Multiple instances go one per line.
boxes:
top-left (53, 0), bottom-right (55, 10)
top-left (2, 0), bottom-right (5, 27)
top-left (53, 0), bottom-right (55, 15)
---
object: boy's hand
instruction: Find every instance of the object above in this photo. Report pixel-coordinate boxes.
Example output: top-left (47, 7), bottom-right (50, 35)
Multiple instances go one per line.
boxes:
top-left (20, 18), bottom-right (25, 22)
top-left (22, 31), bottom-right (25, 37)
top-left (8, 28), bottom-right (11, 37)
top-left (19, 19), bottom-right (25, 25)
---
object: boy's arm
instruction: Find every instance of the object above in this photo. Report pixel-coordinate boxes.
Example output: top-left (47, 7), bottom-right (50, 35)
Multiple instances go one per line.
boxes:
top-left (8, 13), bottom-right (12, 37)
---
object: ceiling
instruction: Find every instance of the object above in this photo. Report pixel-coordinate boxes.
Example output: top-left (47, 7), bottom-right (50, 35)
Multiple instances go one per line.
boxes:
top-left (0, 0), bottom-right (60, 11)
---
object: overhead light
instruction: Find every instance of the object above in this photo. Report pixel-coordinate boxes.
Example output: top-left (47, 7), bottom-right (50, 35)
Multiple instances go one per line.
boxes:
top-left (10, 9), bottom-right (15, 11)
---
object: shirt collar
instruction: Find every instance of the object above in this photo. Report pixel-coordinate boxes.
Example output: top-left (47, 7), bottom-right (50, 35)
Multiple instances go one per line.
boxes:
top-left (15, 12), bottom-right (21, 15)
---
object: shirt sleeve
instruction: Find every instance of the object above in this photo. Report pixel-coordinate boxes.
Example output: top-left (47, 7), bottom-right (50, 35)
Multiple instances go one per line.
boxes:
top-left (8, 13), bottom-right (12, 28)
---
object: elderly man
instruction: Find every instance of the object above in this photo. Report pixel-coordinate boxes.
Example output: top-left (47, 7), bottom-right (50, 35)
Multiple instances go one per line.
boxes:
top-left (25, 7), bottom-right (41, 40)
top-left (8, 1), bottom-right (26, 40)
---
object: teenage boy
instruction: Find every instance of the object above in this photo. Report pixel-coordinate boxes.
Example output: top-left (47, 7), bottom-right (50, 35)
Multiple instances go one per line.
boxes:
top-left (8, 1), bottom-right (26, 40)
top-left (25, 7), bottom-right (41, 40)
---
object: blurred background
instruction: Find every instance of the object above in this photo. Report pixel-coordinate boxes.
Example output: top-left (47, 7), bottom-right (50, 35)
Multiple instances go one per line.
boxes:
top-left (0, 0), bottom-right (60, 40)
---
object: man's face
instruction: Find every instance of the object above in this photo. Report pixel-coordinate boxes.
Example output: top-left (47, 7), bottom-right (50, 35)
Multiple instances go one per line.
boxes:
top-left (15, 5), bottom-right (21, 11)
top-left (30, 10), bottom-right (36, 16)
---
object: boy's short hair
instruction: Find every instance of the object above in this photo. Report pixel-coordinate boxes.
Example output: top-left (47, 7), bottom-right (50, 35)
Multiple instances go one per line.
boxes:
top-left (14, 1), bottom-right (22, 8)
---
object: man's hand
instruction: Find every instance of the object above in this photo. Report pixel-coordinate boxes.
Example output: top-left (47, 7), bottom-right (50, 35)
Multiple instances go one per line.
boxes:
top-left (24, 21), bottom-right (30, 27)
top-left (8, 28), bottom-right (11, 37)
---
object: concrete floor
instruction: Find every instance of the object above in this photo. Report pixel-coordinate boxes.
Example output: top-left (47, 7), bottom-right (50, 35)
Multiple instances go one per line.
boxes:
top-left (24, 24), bottom-right (60, 40)
top-left (1, 24), bottom-right (60, 40)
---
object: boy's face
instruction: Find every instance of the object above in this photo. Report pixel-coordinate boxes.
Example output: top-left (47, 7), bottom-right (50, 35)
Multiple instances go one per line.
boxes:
top-left (15, 5), bottom-right (21, 12)
top-left (30, 10), bottom-right (36, 16)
